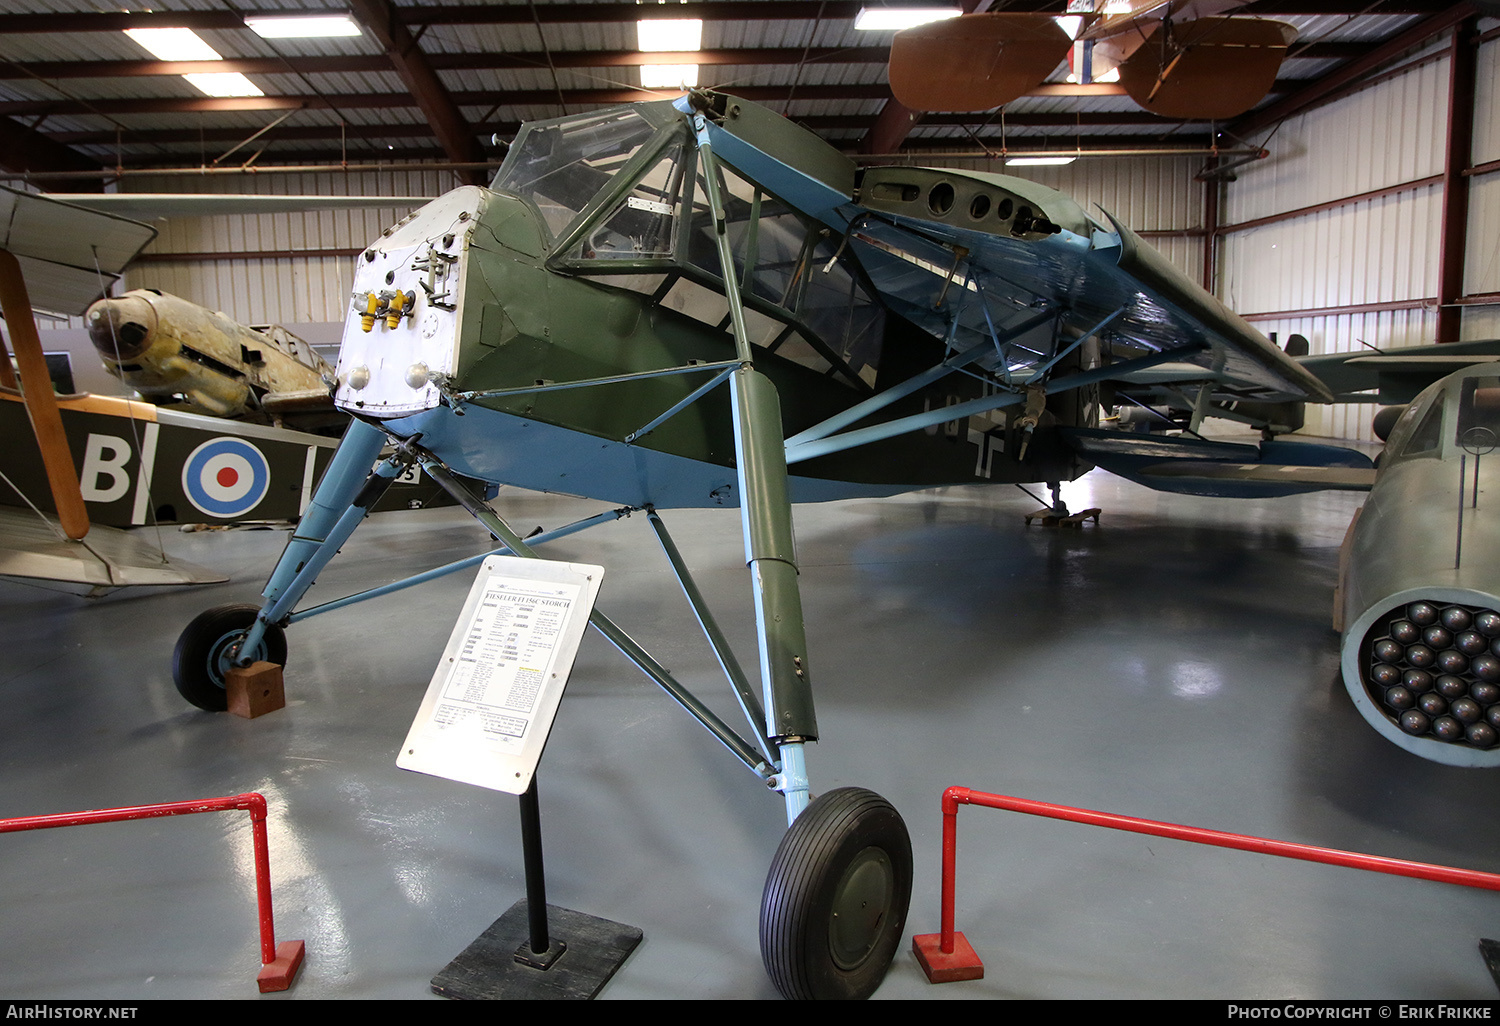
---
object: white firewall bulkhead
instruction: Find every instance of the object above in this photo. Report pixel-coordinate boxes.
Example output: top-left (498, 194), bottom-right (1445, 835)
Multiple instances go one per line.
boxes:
top-left (334, 186), bottom-right (489, 417)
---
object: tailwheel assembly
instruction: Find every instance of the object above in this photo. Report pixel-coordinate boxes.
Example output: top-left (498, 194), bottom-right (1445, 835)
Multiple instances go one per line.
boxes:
top-left (172, 604), bottom-right (286, 712)
top-left (759, 787), bottom-right (912, 1000)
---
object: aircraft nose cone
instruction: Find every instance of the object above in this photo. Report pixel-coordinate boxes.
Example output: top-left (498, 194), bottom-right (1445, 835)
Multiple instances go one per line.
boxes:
top-left (86, 295), bottom-right (157, 361)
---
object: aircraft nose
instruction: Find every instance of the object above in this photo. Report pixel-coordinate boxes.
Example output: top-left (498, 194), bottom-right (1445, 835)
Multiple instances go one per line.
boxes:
top-left (86, 294), bottom-right (158, 361)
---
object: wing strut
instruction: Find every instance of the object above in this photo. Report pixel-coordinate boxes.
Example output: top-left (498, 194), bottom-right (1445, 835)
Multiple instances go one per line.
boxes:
top-left (0, 250), bottom-right (89, 541)
top-left (784, 307), bottom-right (1057, 450)
top-left (786, 348), bottom-right (1193, 465)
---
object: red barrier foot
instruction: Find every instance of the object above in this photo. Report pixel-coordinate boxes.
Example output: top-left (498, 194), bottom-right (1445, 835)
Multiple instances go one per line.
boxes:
top-left (257, 939), bottom-right (306, 993)
top-left (912, 931), bottom-right (984, 984)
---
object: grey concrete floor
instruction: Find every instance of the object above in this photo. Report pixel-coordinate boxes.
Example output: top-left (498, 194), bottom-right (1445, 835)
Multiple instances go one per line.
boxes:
top-left (4, 468), bottom-right (1500, 1001)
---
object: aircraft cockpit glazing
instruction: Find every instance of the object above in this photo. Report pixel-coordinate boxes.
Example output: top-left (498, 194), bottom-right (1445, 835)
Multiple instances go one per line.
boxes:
top-left (492, 103), bottom-right (885, 390)
top-left (1385, 372), bottom-right (1500, 467)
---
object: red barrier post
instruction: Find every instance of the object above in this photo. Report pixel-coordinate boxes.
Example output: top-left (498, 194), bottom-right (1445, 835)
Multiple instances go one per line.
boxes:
top-left (0, 792), bottom-right (306, 992)
top-left (912, 787), bottom-right (985, 982)
top-left (912, 785), bottom-right (1500, 985)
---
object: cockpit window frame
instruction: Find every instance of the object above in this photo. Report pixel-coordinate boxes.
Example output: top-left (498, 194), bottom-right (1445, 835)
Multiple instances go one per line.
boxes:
top-left (501, 106), bottom-right (884, 394)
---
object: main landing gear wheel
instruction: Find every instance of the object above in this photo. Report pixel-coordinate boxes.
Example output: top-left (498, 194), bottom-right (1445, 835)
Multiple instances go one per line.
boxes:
top-left (759, 787), bottom-right (913, 1000)
top-left (172, 604), bottom-right (286, 712)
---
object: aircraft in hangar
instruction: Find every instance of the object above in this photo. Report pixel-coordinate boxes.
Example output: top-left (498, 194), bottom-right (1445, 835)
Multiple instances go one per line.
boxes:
top-left (154, 90), bottom-right (1500, 999)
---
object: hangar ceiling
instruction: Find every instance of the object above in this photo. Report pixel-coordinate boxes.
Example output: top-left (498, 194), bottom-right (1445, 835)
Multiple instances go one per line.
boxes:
top-left (0, 1), bottom-right (1480, 186)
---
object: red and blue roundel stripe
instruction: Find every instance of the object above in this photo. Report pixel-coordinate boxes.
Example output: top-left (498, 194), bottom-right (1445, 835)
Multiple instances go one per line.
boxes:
top-left (182, 437), bottom-right (270, 519)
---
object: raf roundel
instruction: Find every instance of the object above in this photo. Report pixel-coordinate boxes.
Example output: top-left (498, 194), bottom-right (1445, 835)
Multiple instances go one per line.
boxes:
top-left (182, 437), bottom-right (270, 519)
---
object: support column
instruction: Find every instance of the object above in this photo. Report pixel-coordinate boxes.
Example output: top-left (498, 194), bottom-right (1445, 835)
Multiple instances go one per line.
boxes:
top-left (1436, 17), bottom-right (1477, 343)
top-left (1201, 156), bottom-right (1219, 296)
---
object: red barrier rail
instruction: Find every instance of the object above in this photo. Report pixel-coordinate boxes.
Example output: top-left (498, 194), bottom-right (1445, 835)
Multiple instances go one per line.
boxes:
top-left (912, 785), bottom-right (1500, 984)
top-left (0, 792), bottom-right (306, 992)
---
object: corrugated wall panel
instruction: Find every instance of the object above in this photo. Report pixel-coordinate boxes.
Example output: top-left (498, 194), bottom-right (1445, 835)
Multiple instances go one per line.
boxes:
top-left (1223, 52), bottom-right (1449, 225)
top-left (118, 168), bottom-right (454, 326)
top-left (1211, 33), bottom-right (1500, 442)
top-left (1467, 173), bottom-right (1500, 300)
top-left (1221, 188), bottom-right (1443, 316)
top-left (1474, 34), bottom-right (1499, 166)
top-left (1466, 307), bottom-right (1500, 340)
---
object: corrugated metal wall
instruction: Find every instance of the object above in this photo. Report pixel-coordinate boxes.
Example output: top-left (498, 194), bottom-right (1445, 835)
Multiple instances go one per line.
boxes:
top-left (1469, 31), bottom-right (1500, 344)
top-left (1219, 30), bottom-right (1500, 440)
top-left (119, 168), bottom-right (459, 327)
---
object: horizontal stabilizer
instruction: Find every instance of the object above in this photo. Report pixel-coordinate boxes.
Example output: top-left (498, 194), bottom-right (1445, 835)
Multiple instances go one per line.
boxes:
top-left (0, 511), bottom-right (227, 588)
top-left (1300, 339), bottom-right (1500, 405)
top-left (889, 14), bottom-right (1072, 112)
top-left (1063, 427), bottom-right (1373, 497)
top-left (1139, 462), bottom-right (1376, 492)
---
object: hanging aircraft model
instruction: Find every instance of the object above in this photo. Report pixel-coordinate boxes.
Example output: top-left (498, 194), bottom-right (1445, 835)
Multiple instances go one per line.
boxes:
top-left (156, 89), bottom-right (1452, 999)
top-left (887, 0), bottom-right (1297, 119)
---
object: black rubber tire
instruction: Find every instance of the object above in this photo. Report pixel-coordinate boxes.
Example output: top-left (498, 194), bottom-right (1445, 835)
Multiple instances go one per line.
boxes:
top-left (171, 604), bottom-right (286, 712)
top-left (759, 787), bottom-right (913, 1000)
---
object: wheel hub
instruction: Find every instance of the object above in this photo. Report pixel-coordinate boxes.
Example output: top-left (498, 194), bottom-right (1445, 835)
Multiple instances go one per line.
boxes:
top-left (209, 631), bottom-right (252, 686)
top-left (828, 846), bottom-right (894, 971)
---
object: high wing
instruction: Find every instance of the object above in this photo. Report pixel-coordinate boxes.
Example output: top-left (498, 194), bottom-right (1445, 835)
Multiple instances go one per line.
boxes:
top-left (698, 101), bottom-right (1329, 410)
top-left (694, 98), bottom-right (1329, 475)
top-left (840, 167), bottom-right (1332, 406)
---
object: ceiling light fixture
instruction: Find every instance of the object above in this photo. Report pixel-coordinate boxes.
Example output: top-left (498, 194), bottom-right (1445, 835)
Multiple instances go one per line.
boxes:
top-left (640, 64), bottom-right (700, 89)
top-left (638, 18), bottom-right (702, 91)
top-left (244, 14), bottom-right (362, 39)
top-left (123, 27), bottom-right (263, 98)
top-left (183, 73), bottom-right (266, 98)
top-left (637, 18), bottom-right (703, 52)
top-left (853, 7), bottom-right (962, 31)
top-left (1005, 155), bottom-right (1077, 166)
top-left (124, 27), bottom-right (222, 62)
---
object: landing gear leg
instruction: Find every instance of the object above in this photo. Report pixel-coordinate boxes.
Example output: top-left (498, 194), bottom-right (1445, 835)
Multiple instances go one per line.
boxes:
top-left (1023, 481), bottom-right (1101, 528)
top-left (171, 419), bottom-right (402, 709)
top-left (729, 367), bottom-right (911, 1000)
top-left (694, 113), bottom-right (908, 998)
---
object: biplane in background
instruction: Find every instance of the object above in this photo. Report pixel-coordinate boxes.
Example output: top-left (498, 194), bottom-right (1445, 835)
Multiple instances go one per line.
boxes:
top-left (0, 188), bottom-right (457, 590)
top-left (888, 0), bottom-right (1296, 119)
top-left (157, 89), bottom-right (1494, 999)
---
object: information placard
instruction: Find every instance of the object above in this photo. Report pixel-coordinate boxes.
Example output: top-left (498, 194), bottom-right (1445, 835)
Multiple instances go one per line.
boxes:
top-left (397, 555), bottom-right (604, 794)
